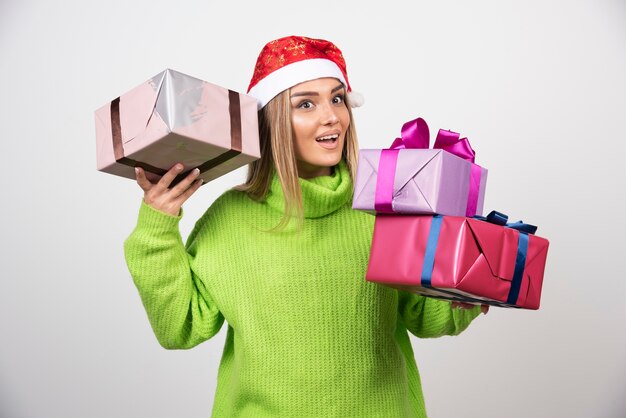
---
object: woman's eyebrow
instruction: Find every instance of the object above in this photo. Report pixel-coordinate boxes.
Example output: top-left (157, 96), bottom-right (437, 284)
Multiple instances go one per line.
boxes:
top-left (290, 91), bottom-right (317, 98)
top-left (290, 84), bottom-right (345, 99)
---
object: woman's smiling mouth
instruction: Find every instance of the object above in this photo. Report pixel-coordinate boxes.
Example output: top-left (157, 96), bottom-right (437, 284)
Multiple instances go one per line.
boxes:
top-left (315, 133), bottom-right (339, 143)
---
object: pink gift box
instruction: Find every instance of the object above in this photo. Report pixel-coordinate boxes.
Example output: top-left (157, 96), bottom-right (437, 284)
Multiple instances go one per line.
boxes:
top-left (95, 69), bottom-right (260, 184)
top-left (366, 213), bottom-right (549, 309)
top-left (352, 117), bottom-right (487, 216)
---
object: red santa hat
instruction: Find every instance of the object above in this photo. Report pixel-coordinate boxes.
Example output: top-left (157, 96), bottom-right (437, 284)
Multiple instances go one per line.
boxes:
top-left (247, 35), bottom-right (364, 109)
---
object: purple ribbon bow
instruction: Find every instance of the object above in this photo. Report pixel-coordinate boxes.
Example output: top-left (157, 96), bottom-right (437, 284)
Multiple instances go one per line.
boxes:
top-left (390, 117), bottom-right (476, 162)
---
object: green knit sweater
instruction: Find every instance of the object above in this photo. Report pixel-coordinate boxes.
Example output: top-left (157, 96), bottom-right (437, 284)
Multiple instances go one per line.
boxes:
top-left (124, 160), bottom-right (481, 417)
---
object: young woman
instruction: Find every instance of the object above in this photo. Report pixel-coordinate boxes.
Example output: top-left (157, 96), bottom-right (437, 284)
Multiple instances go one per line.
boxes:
top-left (125, 35), bottom-right (486, 417)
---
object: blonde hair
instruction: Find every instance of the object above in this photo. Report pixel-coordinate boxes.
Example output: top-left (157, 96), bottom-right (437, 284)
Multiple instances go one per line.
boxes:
top-left (235, 87), bottom-right (359, 230)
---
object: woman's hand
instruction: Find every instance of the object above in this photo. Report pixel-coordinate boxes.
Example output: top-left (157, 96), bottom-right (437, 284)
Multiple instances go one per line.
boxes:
top-left (135, 164), bottom-right (203, 216)
top-left (451, 301), bottom-right (490, 315)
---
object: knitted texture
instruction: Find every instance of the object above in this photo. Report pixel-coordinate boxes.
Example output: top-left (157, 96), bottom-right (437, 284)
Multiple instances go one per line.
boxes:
top-left (124, 160), bottom-right (482, 417)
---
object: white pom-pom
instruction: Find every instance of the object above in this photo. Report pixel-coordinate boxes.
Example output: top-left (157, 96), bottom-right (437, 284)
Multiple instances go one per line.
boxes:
top-left (347, 91), bottom-right (365, 108)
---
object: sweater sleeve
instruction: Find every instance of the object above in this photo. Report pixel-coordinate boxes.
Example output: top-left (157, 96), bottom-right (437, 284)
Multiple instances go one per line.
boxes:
top-left (398, 290), bottom-right (481, 338)
top-left (123, 200), bottom-right (224, 349)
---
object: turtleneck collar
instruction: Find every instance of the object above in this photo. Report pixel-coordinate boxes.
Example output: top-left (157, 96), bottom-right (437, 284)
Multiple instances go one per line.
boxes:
top-left (265, 160), bottom-right (353, 218)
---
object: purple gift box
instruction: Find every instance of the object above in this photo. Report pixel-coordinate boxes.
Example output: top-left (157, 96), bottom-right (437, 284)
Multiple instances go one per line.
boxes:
top-left (352, 117), bottom-right (488, 217)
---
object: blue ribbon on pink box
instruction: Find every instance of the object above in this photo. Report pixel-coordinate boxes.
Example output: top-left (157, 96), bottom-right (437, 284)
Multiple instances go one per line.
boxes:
top-left (421, 210), bottom-right (538, 306)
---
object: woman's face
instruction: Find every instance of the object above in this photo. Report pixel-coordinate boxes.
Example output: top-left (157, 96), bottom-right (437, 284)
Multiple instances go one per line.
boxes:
top-left (289, 77), bottom-right (350, 178)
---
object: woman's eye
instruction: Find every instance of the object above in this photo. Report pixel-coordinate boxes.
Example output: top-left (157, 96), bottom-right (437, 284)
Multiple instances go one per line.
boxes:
top-left (332, 95), bottom-right (344, 104)
top-left (298, 100), bottom-right (313, 109)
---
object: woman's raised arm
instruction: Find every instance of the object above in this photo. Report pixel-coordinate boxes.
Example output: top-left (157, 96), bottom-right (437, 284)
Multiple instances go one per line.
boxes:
top-left (124, 164), bottom-right (224, 349)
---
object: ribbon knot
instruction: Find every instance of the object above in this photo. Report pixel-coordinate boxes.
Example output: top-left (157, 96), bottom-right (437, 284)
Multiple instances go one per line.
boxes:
top-left (474, 210), bottom-right (538, 235)
top-left (389, 117), bottom-right (476, 163)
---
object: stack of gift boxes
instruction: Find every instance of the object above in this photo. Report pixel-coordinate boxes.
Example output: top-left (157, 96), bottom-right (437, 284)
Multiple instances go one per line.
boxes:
top-left (95, 72), bottom-right (549, 309)
top-left (353, 117), bottom-right (549, 309)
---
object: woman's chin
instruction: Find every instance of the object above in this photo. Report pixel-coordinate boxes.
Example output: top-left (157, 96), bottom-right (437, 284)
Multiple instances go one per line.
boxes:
top-left (296, 158), bottom-right (341, 178)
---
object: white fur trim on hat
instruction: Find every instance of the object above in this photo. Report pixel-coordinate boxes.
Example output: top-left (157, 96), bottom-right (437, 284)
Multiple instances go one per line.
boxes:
top-left (347, 91), bottom-right (364, 108)
top-left (247, 58), bottom-right (347, 110)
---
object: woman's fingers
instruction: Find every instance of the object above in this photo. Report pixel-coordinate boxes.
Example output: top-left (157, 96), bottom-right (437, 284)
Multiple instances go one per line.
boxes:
top-left (135, 163), bottom-right (203, 216)
top-left (156, 163), bottom-right (185, 191)
top-left (451, 301), bottom-right (474, 310)
top-left (135, 167), bottom-right (153, 191)
top-left (169, 168), bottom-right (201, 198)
top-left (175, 177), bottom-right (204, 205)
top-left (134, 163), bottom-right (202, 216)
top-left (451, 301), bottom-right (490, 315)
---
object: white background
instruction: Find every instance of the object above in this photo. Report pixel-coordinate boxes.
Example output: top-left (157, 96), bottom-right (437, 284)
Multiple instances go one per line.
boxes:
top-left (1, 0), bottom-right (625, 417)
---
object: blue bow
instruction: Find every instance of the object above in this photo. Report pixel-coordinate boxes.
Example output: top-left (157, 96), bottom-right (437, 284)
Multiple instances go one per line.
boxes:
top-left (474, 210), bottom-right (538, 235)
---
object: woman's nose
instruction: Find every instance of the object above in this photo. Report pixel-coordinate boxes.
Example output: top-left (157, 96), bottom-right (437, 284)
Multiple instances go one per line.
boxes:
top-left (320, 103), bottom-right (339, 125)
